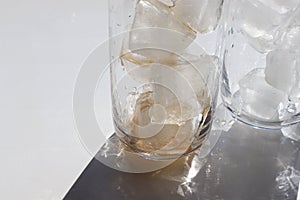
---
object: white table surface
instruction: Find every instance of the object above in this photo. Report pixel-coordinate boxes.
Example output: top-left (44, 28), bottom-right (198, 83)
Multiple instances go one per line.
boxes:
top-left (0, 1), bottom-right (109, 199)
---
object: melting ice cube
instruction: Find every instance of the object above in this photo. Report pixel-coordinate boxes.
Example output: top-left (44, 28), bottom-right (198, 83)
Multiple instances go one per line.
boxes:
top-left (172, 0), bottom-right (224, 34)
top-left (124, 0), bottom-right (196, 64)
top-left (121, 52), bottom-right (217, 106)
top-left (265, 49), bottom-right (299, 94)
top-left (234, 0), bottom-right (291, 52)
top-left (122, 52), bottom-right (218, 153)
top-left (239, 68), bottom-right (288, 121)
top-left (121, 53), bottom-right (217, 138)
top-left (256, 0), bottom-right (299, 14)
top-left (281, 7), bottom-right (300, 48)
top-left (126, 84), bottom-right (200, 153)
top-left (173, 54), bottom-right (217, 90)
top-left (265, 49), bottom-right (300, 120)
top-left (284, 26), bottom-right (300, 48)
top-left (157, 0), bottom-right (175, 7)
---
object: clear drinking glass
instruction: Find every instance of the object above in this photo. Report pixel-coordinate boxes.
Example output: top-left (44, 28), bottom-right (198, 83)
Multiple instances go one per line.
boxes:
top-left (221, 0), bottom-right (300, 129)
top-left (109, 0), bottom-right (225, 160)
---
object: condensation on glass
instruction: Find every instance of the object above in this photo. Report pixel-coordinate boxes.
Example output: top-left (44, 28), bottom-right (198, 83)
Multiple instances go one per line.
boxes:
top-left (222, 0), bottom-right (300, 129)
top-left (109, 0), bottom-right (225, 160)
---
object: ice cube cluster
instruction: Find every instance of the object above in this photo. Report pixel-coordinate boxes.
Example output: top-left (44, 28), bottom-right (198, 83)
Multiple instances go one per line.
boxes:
top-left (237, 50), bottom-right (300, 122)
top-left (239, 68), bottom-right (288, 121)
top-left (121, 0), bottom-right (223, 69)
top-left (234, 0), bottom-right (300, 53)
top-left (117, 0), bottom-right (224, 142)
top-left (265, 49), bottom-right (300, 95)
top-left (232, 0), bottom-right (300, 124)
top-left (119, 0), bottom-right (223, 121)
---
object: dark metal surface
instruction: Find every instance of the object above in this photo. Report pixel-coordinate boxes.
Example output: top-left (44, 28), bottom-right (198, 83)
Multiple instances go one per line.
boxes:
top-left (64, 122), bottom-right (300, 200)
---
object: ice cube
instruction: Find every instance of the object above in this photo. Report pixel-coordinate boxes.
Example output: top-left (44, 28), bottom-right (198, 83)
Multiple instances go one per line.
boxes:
top-left (265, 49), bottom-right (298, 94)
top-left (239, 68), bottom-right (288, 121)
top-left (157, 0), bottom-right (176, 7)
top-left (122, 53), bottom-right (217, 127)
top-left (122, 52), bottom-right (218, 152)
top-left (149, 55), bottom-right (216, 122)
top-left (124, 0), bottom-right (196, 64)
top-left (284, 26), bottom-right (300, 48)
top-left (127, 85), bottom-right (199, 153)
top-left (265, 49), bottom-right (300, 120)
top-left (256, 0), bottom-right (299, 14)
top-left (121, 52), bottom-right (217, 108)
top-left (281, 8), bottom-right (300, 48)
top-left (149, 62), bottom-right (206, 110)
top-left (129, 93), bottom-right (168, 139)
top-left (172, 0), bottom-right (224, 34)
top-left (174, 54), bottom-right (217, 86)
top-left (234, 0), bottom-right (289, 52)
top-left (281, 123), bottom-right (300, 141)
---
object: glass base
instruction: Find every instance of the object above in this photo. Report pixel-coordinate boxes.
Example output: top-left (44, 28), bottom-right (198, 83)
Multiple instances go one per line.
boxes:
top-left (114, 110), bottom-right (213, 161)
top-left (224, 104), bottom-right (300, 130)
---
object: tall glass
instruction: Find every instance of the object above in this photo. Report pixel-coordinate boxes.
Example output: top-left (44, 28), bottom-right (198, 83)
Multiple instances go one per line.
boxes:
top-left (109, 0), bottom-right (225, 160)
top-left (222, 0), bottom-right (300, 129)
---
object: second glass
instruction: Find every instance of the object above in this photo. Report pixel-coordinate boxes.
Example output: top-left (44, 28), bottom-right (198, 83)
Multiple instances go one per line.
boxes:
top-left (222, 0), bottom-right (300, 129)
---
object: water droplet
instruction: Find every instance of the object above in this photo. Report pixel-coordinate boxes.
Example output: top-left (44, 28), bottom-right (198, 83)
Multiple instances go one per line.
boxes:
top-left (228, 27), bottom-right (234, 35)
top-left (221, 120), bottom-right (226, 126)
top-left (287, 104), bottom-right (296, 113)
top-left (228, 119), bottom-right (235, 126)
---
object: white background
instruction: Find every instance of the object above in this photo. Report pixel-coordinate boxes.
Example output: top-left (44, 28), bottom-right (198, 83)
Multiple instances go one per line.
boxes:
top-left (0, 0), bottom-right (109, 199)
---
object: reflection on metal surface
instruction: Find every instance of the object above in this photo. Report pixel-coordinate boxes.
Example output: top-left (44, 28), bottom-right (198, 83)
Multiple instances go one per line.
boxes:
top-left (275, 166), bottom-right (300, 194)
top-left (94, 104), bottom-right (226, 173)
top-left (94, 128), bottom-right (220, 174)
top-left (273, 137), bottom-right (300, 199)
top-left (65, 122), bottom-right (300, 200)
